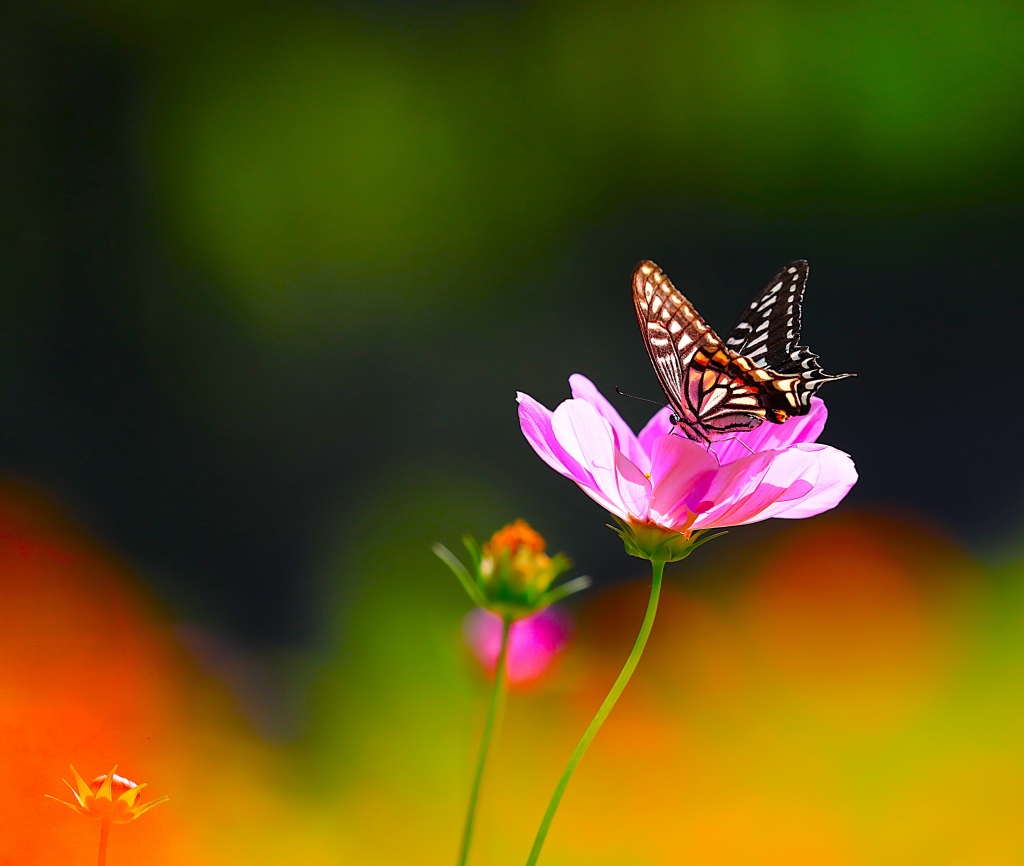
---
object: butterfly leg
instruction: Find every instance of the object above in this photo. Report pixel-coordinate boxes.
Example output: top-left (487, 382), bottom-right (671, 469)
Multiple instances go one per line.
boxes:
top-left (706, 435), bottom-right (755, 464)
top-left (726, 436), bottom-right (755, 455)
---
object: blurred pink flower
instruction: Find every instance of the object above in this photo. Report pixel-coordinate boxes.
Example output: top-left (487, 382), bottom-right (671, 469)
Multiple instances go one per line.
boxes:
top-left (517, 374), bottom-right (856, 534)
top-left (463, 608), bottom-right (571, 684)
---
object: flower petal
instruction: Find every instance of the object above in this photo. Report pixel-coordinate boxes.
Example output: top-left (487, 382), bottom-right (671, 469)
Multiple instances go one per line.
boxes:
top-left (718, 450), bottom-right (820, 525)
top-left (553, 399), bottom-right (649, 519)
top-left (770, 444), bottom-right (858, 519)
top-left (517, 392), bottom-right (593, 483)
top-left (647, 435), bottom-right (719, 529)
top-left (69, 766), bottom-right (92, 805)
top-left (118, 783), bottom-right (146, 808)
top-left (44, 794), bottom-right (81, 814)
top-left (505, 608), bottom-right (572, 683)
top-left (614, 450), bottom-right (653, 522)
top-left (714, 397), bottom-right (829, 464)
top-left (688, 450), bottom-right (780, 529)
top-left (638, 405), bottom-right (675, 456)
top-left (691, 444), bottom-right (850, 528)
top-left (96, 766), bottom-right (117, 802)
top-left (569, 374), bottom-right (650, 473)
top-left (463, 608), bottom-right (571, 684)
top-left (520, 393), bottom-right (628, 516)
top-left (127, 796), bottom-right (169, 821)
top-left (551, 399), bottom-right (617, 480)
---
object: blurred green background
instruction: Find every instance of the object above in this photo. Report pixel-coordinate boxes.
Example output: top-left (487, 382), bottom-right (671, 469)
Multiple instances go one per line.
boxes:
top-left (4, 2), bottom-right (1024, 860)
top-left (4, 0), bottom-right (1024, 646)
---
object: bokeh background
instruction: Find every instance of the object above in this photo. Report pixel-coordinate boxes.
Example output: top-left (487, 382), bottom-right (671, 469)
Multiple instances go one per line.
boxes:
top-left (3, 0), bottom-right (1024, 863)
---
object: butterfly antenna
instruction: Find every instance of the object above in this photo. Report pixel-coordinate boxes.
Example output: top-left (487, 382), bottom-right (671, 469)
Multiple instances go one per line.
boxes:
top-left (614, 386), bottom-right (664, 407)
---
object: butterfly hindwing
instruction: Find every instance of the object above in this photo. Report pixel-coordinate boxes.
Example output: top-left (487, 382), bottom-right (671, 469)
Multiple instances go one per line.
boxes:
top-left (724, 260), bottom-right (852, 411)
top-left (725, 261), bottom-right (808, 369)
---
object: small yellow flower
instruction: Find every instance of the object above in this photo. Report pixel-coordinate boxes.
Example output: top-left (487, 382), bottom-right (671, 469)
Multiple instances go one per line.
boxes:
top-left (47, 764), bottom-right (167, 824)
top-left (434, 519), bottom-right (589, 619)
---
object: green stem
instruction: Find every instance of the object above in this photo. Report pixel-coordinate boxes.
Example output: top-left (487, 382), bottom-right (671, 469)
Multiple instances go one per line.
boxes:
top-left (97, 819), bottom-right (111, 866)
top-left (524, 559), bottom-right (664, 866)
top-left (457, 614), bottom-right (512, 866)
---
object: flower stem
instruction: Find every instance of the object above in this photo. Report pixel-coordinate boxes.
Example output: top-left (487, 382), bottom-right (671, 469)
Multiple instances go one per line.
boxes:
top-left (97, 819), bottom-right (111, 866)
top-left (524, 559), bottom-right (665, 866)
top-left (457, 614), bottom-right (512, 866)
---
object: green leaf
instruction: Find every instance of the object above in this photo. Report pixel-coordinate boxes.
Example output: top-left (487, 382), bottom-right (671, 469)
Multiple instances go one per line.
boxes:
top-left (432, 543), bottom-right (489, 608)
top-left (688, 530), bottom-right (728, 552)
top-left (461, 535), bottom-right (482, 571)
top-left (536, 575), bottom-right (592, 610)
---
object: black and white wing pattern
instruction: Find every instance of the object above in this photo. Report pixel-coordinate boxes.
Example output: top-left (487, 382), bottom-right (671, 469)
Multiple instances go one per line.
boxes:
top-left (724, 260), bottom-right (853, 412)
top-left (725, 261), bottom-right (808, 369)
top-left (633, 260), bottom-right (853, 443)
top-left (633, 261), bottom-right (776, 442)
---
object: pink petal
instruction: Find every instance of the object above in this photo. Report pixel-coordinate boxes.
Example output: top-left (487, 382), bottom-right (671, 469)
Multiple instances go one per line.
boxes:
top-left (716, 449), bottom-right (822, 525)
top-left (715, 397), bottom-right (829, 464)
top-left (519, 392), bottom-right (627, 517)
top-left (770, 444), bottom-right (858, 519)
top-left (552, 399), bottom-right (651, 520)
top-left (638, 406), bottom-right (675, 456)
top-left (517, 392), bottom-right (594, 484)
top-left (692, 446), bottom-right (837, 528)
top-left (615, 450), bottom-right (653, 522)
top-left (463, 608), bottom-right (571, 684)
top-left (569, 374), bottom-right (650, 474)
top-left (688, 450), bottom-right (780, 529)
top-left (647, 435), bottom-right (719, 529)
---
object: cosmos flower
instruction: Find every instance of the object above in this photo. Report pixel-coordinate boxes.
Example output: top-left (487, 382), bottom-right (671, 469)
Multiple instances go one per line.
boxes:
top-left (518, 374), bottom-right (856, 558)
top-left (47, 764), bottom-right (167, 824)
top-left (434, 519), bottom-right (589, 619)
top-left (463, 607), bottom-right (572, 684)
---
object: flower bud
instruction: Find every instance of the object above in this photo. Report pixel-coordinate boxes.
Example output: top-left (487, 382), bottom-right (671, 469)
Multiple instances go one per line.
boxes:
top-left (480, 520), bottom-right (560, 596)
top-left (47, 765), bottom-right (168, 824)
top-left (434, 519), bottom-right (589, 619)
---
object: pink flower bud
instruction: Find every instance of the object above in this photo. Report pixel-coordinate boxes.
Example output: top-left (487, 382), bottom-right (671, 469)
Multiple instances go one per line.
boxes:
top-left (463, 607), bottom-right (571, 684)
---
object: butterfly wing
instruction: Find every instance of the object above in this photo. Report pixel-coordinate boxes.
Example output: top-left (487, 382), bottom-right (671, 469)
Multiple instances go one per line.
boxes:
top-left (631, 260), bottom-right (710, 422)
top-left (725, 260), bottom-right (854, 411)
top-left (725, 261), bottom-right (808, 369)
top-left (633, 261), bottom-right (770, 442)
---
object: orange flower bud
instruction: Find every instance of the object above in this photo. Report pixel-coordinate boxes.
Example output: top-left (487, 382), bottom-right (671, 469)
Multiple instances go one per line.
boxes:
top-left (434, 520), bottom-right (589, 619)
top-left (47, 764), bottom-right (167, 824)
top-left (480, 520), bottom-right (558, 597)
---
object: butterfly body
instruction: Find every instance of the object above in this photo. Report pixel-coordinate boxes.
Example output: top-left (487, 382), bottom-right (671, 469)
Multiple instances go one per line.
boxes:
top-left (632, 260), bottom-right (852, 444)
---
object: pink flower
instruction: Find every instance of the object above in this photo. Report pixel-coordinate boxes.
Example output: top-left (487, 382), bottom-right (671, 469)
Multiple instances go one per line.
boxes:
top-left (463, 608), bottom-right (571, 684)
top-left (517, 374), bottom-right (856, 534)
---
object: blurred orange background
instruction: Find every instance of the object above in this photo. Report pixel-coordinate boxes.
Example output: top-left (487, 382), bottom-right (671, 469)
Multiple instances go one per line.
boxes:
top-left (5, 480), bottom-right (1024, 865)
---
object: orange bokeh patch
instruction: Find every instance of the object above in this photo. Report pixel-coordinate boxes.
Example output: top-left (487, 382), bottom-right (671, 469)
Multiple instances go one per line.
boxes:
top-left (743, 515), bottom-right (979, 731)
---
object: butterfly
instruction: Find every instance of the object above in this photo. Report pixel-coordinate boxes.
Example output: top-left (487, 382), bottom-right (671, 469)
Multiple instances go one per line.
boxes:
top-left (632, 259), bottom-right (853, 444)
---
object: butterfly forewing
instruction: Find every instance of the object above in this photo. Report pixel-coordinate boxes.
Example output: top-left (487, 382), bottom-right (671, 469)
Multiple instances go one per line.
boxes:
top-left (633, 262), bottom-right (770, 442)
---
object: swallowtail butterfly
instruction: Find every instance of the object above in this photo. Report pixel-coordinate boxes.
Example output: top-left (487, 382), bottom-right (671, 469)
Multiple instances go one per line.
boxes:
top-left (632, 260), bottom-right (853, 443)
